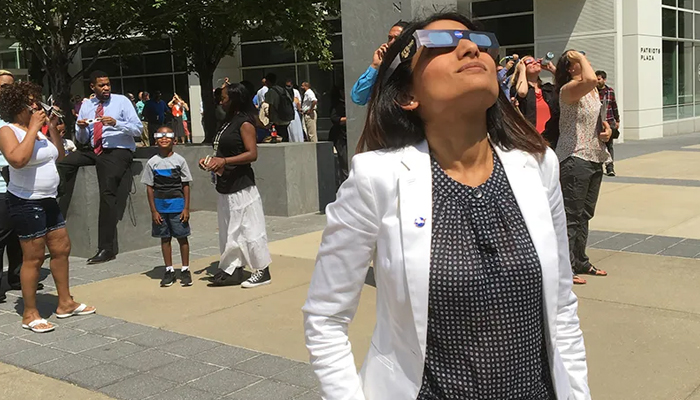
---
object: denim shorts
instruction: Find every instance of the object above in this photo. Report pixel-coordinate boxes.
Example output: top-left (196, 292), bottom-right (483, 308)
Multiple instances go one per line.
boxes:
top-left (152, 212), bottom-right (191, 239)
top-left (6, 193), bottom-right (66, 240)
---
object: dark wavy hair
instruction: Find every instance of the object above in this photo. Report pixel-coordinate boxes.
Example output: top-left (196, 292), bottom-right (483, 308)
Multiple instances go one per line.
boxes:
top-left (357, 12), bottom-right (547, 156)
top-left (554, 50), bottom-right (577, 92)
top-left (0, 82), bottom-right (42, 123)
top-left (223, 82), bottom-right (256, 121)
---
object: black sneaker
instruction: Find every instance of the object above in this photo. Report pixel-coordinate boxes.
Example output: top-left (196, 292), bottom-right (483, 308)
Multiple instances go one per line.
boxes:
top-left (605, 165), bottom-right (616, 177)
top-left (161, 270), bottom-right (176, 287)
top-left (210, 267), bottom-right (246, 287)
top-left (180, 270), bottom-right (193, 287)
top-left (242, 267), bottom-right (271, 288)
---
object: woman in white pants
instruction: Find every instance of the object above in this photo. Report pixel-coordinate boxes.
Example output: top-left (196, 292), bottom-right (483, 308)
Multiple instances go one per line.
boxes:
top-left (200, 82), bottom-right (272, 288)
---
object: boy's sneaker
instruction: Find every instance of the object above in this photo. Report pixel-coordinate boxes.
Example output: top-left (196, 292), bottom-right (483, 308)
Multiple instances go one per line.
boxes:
top-left (241, 267), bottom-right (271, 288)
top-left (180, 270), bottom-right (193, 287)
top-left (161, 270), bottom-right (176, 287)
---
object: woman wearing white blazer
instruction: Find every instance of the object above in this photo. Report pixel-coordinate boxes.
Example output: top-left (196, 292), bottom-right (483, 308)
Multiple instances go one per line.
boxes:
top-left (303, 12), bottom-right (590, 400)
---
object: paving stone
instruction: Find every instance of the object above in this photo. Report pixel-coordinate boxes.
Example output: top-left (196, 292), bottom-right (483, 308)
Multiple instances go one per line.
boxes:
top-left (82, 341), bottom-right (146, 362)
top-left (0, 345), bottom-right (68, 368)
top-left (19, 326), bottom-right (84, 345)
top-left (0, 321), bottom-right (33, 337)
top-left (660, 240), bottom-right (700, 258)
top-left (0, 332), bottom-right (9, 341)
top-left (149, 358), bottom-right (221, 383)
top-left (157, 336), bottom-right (222, 357)
top-left (293, 390), bottom-right (322, 400)
top-left (50, 332), bottom-right (115, 353)
top-left (191, 345), bottom-right (261, 368)
top-left (624, 235), bottom-right (684, 255)
top-left (235, 354), bottom-right (305, 378)
top-left (587, 230), bottom-right (619, 246)
top-left (591, 233), bottom-right (650, 251)
top-left (148, 386), bottom-right (219, 400)
top-left (100, 373), bottom-right (174, 400)
top-left (59, 314), bottom-right (124, 331)
top-left (187, 368), bottom-right (262, 397)
top-left (30, 353), bottom-right (103, 379)
top-left (0, 338), bottom-right (40, 356)
top-left (271, 364), bottom-right (319, 389)
top-left (126, 328), bottom-right (187, 347)
top-left (66, 363), bottom-right (137, 389)
top-left (94, 321), bottom-right (154, 339)
top-left (191, 247), bottom-right (221, 257)
top-left (112, 348), bottom-right (182, 371)
top-left (224, 378), bottom-right (307, 400)
top-left (0, 299), bottom-right (19, 312)
top-left (0, 312), bottom-right (20, 327)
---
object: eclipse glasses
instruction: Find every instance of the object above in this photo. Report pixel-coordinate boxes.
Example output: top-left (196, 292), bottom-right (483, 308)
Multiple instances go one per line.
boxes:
top-left (384, 29), bottom-right (500, 83)
top-left (154, 131), bottom-right (175, 139)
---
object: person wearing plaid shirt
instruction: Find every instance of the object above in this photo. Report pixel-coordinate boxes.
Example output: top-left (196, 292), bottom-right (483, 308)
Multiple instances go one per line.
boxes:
top-left (596, 70), bottom-right (619, 176)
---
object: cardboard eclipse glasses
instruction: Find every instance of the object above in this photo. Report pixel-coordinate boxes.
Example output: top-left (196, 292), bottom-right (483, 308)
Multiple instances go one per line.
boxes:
top-left (154, 132), bottom-right (175, 139)
top-left (384, 29), bottom-right (500, 83)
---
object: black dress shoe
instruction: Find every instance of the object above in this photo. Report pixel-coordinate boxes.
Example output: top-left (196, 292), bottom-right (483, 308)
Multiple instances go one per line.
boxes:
top-left (87, 250), bottom-right (116, 265)
top-left (8, 282), bottom-right (44, 291)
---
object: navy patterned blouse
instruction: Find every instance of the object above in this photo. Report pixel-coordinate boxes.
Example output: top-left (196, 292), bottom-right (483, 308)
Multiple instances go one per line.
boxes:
top-left (417, 150), bottom-right (555, 400)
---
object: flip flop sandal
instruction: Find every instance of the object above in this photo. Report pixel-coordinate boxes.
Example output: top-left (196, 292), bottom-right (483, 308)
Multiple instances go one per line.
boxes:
top-left (581, 266), bottom-right (608, 277)
top-left (573, 275), bottom-right (587, 285)
top-left (22, 319), bottom-right (56, 333)
top-left (56, 303), bottom-right (97, 319)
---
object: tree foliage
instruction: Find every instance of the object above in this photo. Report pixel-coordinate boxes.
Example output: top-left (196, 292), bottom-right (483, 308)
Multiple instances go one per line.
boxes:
top-left (147, 0), bottom-right (340, 141)
top-left (0, 0), bottom-right (146, 130)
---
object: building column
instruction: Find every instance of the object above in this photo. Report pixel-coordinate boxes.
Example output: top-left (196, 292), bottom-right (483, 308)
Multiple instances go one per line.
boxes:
top-left (341, 0), bottom-right (457, 160)
top-left (622, 0), bottom-right (664, 140)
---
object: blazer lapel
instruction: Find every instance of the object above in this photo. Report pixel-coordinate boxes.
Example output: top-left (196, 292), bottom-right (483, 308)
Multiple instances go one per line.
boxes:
top-left (398, 141), bottom-right (433, 358)
top-left (494, 146), bottom-right (559, 341)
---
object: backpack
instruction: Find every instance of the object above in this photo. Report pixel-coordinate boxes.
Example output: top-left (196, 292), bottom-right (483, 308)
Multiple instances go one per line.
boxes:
top-left (269, 86), bottom-right (295, 123)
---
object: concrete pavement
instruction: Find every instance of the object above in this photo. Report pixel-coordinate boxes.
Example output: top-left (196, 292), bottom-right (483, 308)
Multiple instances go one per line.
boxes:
top-left (1, 134), bottom-right (700, 399)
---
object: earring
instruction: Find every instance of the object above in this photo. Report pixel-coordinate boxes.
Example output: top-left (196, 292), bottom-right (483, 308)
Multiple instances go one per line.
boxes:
top-left (410, 101), bottom-right (415, 105)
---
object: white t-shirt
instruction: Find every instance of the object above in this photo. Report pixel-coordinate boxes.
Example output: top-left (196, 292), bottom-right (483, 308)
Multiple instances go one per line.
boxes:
top-left (257, 86), bottom-right (269, 104)
top-left (5, 124), bottom-right (60, 199)
top-left (302, 89), bottom-right (318, 113)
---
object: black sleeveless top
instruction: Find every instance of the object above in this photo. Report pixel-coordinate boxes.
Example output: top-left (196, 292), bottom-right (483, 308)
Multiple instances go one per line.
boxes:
top-left (214, 113), bottom-right (256, 195)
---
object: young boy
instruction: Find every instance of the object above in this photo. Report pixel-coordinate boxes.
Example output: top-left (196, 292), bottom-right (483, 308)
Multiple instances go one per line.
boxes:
top-left (141, 126), bottom-right (194, 287)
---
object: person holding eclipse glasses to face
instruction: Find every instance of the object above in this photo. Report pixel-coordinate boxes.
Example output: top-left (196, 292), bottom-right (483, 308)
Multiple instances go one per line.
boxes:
top-left (0, 82), bottom-right (96, 333)
top-left (304, 12), bottom-right (590, 400)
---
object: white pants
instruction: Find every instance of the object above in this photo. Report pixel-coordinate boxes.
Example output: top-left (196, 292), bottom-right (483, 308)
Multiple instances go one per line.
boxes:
top-left (217, 186), bottom-right (272, 274)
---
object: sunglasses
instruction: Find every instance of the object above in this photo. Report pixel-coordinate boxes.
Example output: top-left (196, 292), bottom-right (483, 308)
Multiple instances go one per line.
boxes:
top-left (523, 58), bottom-right (539, 66)
top-left (385, 29), bottom-right (500, 83)
top-left (154, 132), bottom-right (175, 139)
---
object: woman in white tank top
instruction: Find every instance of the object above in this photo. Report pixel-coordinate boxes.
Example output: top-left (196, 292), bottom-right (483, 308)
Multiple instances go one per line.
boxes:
top-left (0, 82), bottom-right (95, 333)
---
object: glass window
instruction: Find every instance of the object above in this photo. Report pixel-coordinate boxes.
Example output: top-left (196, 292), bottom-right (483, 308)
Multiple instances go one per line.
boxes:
top-left (84, 57), bottom-right (121, 78)
top-left (696, 0), bottom-right (700, 10)
top-left (479, 15), bottom-right (534, 47)
top-left (678, 41), bottom-right (694, 117)
top-left (663, 41), bottom-right (678, 120)
top-left (695, 14), bottom-right (700, 39)
top-left (328, 19), bottom-right (342, 34)
top-left (144, 53), bottom-right (174, 75)
top-left (471, 0), bottom-right (533, 17)
top-left (0, 52), bottom-right (19, 69)
top-left (664, 105), bottom-right (678, 120)
top-left (679, 11), bottom-right (693, 38)
top-left (241, 42), bottom-right (295, 67)
top-left (120, 56), bottom-right (146, 76)
top-left (662, 0), bottom-right (676, 5)
top-left (662, 8), bottom-right (676, 38)
top-left (679, 0), bottom-right (693, 9)
top-left (145, 75), bottom-right (176, 100)
top-left (173, 52), bottom-right (188, 72)
top-left (174, 74), bottom-right (190, 105)
top-left (695, 44), bottom-right (700, 116)
top-left (122, 77), bottom-right (149, 98)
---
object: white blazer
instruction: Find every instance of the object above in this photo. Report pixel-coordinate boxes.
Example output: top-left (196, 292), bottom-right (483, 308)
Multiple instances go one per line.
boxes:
top-left (303, 140), bottom-right (590, 400)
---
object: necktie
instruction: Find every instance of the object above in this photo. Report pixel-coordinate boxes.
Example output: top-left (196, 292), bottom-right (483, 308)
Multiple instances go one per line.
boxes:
top-left (93, 102), bottom-right (104, 155)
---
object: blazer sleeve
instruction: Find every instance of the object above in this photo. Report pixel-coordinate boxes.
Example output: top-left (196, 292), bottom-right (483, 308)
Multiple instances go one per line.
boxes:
top-left (302, 154), bottom-right (380, 400)
top-left (543, 148), bottom-right (591, 399)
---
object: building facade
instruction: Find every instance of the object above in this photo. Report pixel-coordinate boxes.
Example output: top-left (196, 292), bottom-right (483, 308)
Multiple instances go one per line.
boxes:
top-left (341, 0), bottom-right (698, 159)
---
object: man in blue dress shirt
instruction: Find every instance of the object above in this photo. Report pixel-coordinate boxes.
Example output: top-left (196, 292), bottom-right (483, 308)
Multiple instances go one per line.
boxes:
top-left (58, 70), bottom-right (143, 264)
top-left (350, 21), bottom-right (407, 106)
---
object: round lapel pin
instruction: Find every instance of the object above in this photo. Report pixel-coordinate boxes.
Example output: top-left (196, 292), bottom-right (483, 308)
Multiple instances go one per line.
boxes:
top-left (414, 217), bottom-right (426, 228)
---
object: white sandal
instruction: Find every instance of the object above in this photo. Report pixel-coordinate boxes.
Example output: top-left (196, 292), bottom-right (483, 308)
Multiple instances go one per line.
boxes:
top-left (56, 303), bottom-right (96, 319)
top-left (22, 319), bottom-right (56, 333)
